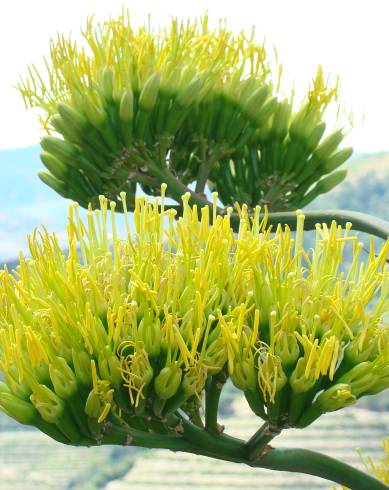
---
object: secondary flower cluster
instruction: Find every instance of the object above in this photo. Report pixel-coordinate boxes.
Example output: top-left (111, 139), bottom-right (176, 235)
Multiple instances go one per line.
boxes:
top-left (0, 190), bottom-right (388, 446)
top-left (18, 12), bottom-right (351, 212)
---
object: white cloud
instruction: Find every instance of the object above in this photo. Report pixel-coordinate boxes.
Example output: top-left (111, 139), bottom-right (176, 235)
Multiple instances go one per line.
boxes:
top-left (1, 0), bottom-right (389, 152)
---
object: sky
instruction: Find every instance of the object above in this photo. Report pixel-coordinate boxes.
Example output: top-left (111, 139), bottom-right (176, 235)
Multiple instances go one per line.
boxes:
top-left (1, 0), bottom-right (389, 153)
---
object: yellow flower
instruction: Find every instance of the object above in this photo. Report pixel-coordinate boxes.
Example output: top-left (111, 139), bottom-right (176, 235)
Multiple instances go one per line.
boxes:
top-left (0, 190), bottom-right (388, 445)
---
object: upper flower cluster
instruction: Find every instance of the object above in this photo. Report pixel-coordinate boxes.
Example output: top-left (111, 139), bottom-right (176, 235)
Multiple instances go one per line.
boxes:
top-left (18, 12), bottom-right (351, 212)
top-left (0, 190), bottom-right (387, 445)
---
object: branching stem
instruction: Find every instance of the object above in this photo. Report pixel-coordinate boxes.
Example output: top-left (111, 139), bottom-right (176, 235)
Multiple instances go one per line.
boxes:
top-left (205, 373), bottom-right (227, 434)
top-left (245, 422), bottom-right (281, 461)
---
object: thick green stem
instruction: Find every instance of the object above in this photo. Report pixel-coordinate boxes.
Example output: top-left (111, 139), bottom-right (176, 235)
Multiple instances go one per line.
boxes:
top-left (94, 414), bottom-right (387, 489)
top-left (181, 417), bottom-right (247, 460)
top-left (176, 420), bottom-right (388, 489)
top-left (245, 422), bottom-right (281, 461)
top-left (205, 373), bottom-right (226, 434)
top-left (182, 427), bottom-right (387, 489)
top-left (256, 448), bottom-right (388, 490)
top-left (104, 423), bottom-right (193, 451)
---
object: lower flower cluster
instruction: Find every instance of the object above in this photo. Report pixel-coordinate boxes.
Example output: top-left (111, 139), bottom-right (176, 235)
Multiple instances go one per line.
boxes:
top-left (0, 189), bottom-right (388, 445)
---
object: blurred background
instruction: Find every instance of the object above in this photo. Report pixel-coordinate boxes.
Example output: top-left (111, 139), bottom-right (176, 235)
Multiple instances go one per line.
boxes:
top-left (0, 1), bottom-right (388, 489)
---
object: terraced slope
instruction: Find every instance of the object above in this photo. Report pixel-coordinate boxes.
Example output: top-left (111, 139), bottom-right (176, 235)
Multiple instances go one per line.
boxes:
top-left (0, 412), bottom-right (139, 490)
top-left (0, 430), bottom-right (105, 489)
top-left (106, 397), bottom-right (389, 490)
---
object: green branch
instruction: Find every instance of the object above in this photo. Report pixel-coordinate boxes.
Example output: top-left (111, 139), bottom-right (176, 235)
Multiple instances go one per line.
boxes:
top-left (205, 373), bottom-right (227, 434)
top-left (245, 422), bottom-right (281, 461)
top-left (80, 412), bottom-right (388, 489)
top-left (256, 447), bottom-right (389, 490)
top-left (181, 425), bottom-right (388, 489)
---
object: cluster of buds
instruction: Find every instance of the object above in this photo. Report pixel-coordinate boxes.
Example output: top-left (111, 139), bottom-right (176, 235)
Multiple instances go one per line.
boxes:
top-left (18, 12), bottom-right (351, 212)
top-left (0, 189), bottom-right (388, 446)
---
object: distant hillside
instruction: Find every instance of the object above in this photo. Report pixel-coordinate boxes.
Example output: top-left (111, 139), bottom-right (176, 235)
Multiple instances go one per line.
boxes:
top-left (348, 151), bottom-right (389, 179)
top-left (0, 145), bottom-right (72, 261)
top-left (308, 152), bottom-right (389, 220)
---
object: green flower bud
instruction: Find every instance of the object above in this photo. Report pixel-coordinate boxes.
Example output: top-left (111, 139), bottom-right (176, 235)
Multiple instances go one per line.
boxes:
top-left (40, 136), bottom-right (77, 161)
top-left (272, 99), bottom-right (291, 136)
top-left (119, 90), bottom-right (134, 124)
top-left (4, 365), bottom-right (32, 400)
top-left (98, 352), bottom-right (122, 386)
top-left (256, 282), bottom-right (273, 327)
top-left (57, 102), bottom-right (87, 132)
top-left (138, 316), bottom-right (161, 358)
top-left (255, 97), bottom-right (278, 126)
top-left (275, 332), bottom-right (300, 371)
top-left (344, 338), bottom-right (375, 366)
top-left (72, 349), bottom-right (92, 386)
top-left (313, 129), bottom-right (344, 161)
top-left (49, 357), bottom-right (78, 399)
top-left (34, 362), bottom-right (50, 385)
top-left (322, 147), bottom-right (353, 174)
top-left (203, 338), bottom-right (227, 375)
top-left (305, 122), bottom-right (326, 152)
top-left (315, 383), bottom-right (356, 412)
top-left (244, 85), bottom-right (269, 114)
top-left (300, 170), bottom-right (348, 208)
top-left (230, 359), bottom-right (257, 391)
top-left (289, 358), bottom-right (316, 394)
top-left (37, 170), bottom-right (68, 198)
top-left (181, 366), bottom-right (207, 396)
top-left (139, 73), bottom-right (160, 111)
top-left (101, 67), bottom-right (114, 101)
top-left (83, 95), bottom-right (106, 127)
top-left (85, 390), bottom-right (104, 419)
top-left (367, 376), bottom-right (389, 396)
top-left (315, 170), bottom-right (348, 194)
top-left (289, 108), bottom-right (311, 140)
top-left (176, 78), bottom-right (203, 107)
top-left (40, 152), bottom-right (68, 180)
top-left (338, 362), bottom-right (378, 397)
top-left (154, 364), bottom-right (182, 400)
top-left (30, 384), bottom-right (65, 423)
top-left (0, 392), bottom-right (39, 425)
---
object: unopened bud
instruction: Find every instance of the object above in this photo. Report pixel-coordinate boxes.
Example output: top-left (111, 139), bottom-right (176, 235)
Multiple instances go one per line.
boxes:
top-left (72, 349), bottom-right (92, 386)
top-left (338, 362), bottom-right (378, 397)
top-left (30, 384), bottom-right (65, 423)
top-left (154, 364), bottom-right (182, 400)
top-left (315, 383), bottom-right (356, 412)
top-left (0, 392), bottom-right (39, 425)
top-left (49, 357), bottom-right (78, 399)
top-left (275, 332), bottom-right (300, 371)
top-left (230, 359), bottom-right (257, 391)
top-left (289, 358), bottom-right (316, 394)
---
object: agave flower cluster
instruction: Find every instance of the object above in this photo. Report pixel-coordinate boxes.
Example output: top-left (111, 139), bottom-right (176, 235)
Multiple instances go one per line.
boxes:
top-left (0, 190), bottom-right (388, 446)
top-left (19, 13), bottom-right (351, 212)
